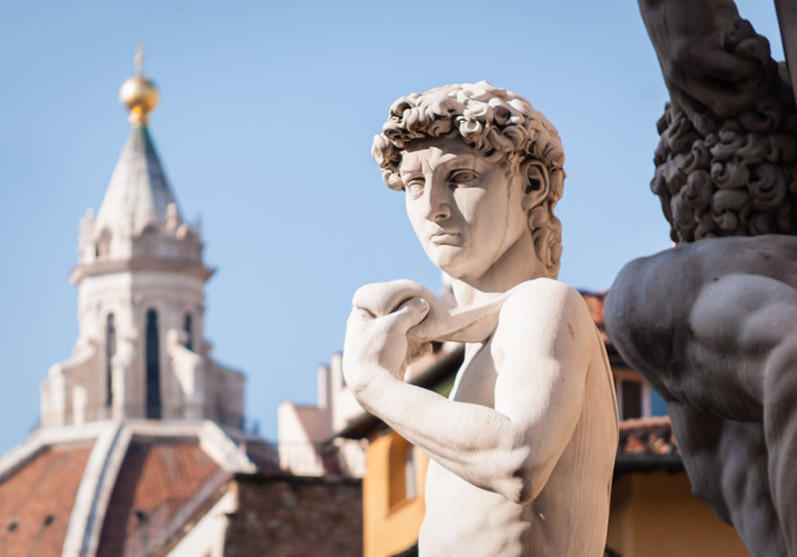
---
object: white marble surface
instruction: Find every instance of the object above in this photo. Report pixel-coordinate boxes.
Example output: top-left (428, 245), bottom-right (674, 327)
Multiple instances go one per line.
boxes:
top-left (345, 83), bottom-right (618, 556)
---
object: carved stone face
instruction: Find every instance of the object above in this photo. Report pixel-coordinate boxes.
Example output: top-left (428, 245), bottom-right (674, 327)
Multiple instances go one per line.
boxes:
top-left (399, 135), bottom-right (529, 282)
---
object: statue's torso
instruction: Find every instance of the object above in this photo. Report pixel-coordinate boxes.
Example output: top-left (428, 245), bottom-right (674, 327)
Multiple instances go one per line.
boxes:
top-left (419, 313), bottom-right (617, 556)
top-left (606, 235), bottom-right (797, 419)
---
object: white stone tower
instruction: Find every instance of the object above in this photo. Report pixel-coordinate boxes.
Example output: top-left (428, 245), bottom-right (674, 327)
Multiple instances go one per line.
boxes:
top-left (40, 50), bottom-right (244, 428)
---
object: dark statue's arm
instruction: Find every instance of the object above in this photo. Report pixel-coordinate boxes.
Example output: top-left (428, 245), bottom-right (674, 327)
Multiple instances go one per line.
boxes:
top-left (639, 0), bottom-right (773, 129)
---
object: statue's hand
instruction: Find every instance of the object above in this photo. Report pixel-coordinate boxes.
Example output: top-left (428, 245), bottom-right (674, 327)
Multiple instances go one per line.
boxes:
top-left (343, 281), bottom-right (433, 391)
top-left (639, 0), bottom-right (768, 127)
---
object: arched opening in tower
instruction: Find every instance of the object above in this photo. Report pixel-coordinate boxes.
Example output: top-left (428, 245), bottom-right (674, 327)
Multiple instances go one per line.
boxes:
top-left (145, 309), bottom-right (162, 419)
top-left (105, 313), bottom-right (116, 408)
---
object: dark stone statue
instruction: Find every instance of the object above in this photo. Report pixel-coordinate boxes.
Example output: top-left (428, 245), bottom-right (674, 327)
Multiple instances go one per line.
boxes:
top-left (606, 1), bottom-right (797, 555)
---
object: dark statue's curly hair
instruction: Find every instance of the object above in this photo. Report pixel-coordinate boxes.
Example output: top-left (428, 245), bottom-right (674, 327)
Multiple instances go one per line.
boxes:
top-left (651, 21), bottom-right (797, 242)
top-left (372, 82), bottom-right (566, 276)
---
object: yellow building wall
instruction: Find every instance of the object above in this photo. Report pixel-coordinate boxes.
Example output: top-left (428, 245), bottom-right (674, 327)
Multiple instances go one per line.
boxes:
top-left (364, 432), bottom-right (749, 557)
top-left (607, 471), bottom-right (749, 557)
top-left (363, 432), bottom-right (429, 557)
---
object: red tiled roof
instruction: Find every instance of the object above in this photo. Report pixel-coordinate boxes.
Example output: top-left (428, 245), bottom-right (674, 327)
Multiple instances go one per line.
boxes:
top-left (580, 290), bottom-right (609, 344)
top-left (618, 416), bottom-right (679, 457)
top-left (97, 438), bottom-right (224, 556)
top-left (0, 441), bottom-right (93, 557)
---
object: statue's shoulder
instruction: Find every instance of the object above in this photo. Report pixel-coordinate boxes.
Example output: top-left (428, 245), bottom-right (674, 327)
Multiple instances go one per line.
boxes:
top-left (499, 278), bottom-right (588, 327)
top-left (495, 279), bottom-right (596, 367)
top-left (504, 277), bottom-right (581, 303)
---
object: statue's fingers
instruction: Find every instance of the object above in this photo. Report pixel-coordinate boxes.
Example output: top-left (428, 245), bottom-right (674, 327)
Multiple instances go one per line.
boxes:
top-left (346, 307), bottom-right (375, 334)
top-left (353, 279), bottom-right (429, 316)
top-left (352, 283), bottom-right (382, 312)
top-left (678, 72), bottom-right (762, 118)
top-left (687, 48), bottom-right (760, 83)
top-left (415, 341), bottom-right (433, 359)
top-left (667, 88), bottom-right (717, 135)
top-left (381, 279), bottom-right (433, 306)
top-left (384, 297), bottom-right (430, 333)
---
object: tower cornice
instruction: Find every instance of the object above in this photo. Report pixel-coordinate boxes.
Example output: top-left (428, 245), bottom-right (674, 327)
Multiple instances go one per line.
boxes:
top-left (69, 257), bottom-right (215, 284)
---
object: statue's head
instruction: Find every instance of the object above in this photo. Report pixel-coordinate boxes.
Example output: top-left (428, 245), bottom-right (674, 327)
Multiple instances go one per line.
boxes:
top-left (372, 82), bottom-right (565, 281)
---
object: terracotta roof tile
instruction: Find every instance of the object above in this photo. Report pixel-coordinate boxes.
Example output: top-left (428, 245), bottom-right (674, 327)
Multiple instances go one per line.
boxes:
top-left (618, 416), bottom-right (679, 457)
top-left (97, 438), bottom-right (222, 556)
top-left (579, 291), bottom-right (609, 344)
top-left (0, 441), bottom-right (93, 557)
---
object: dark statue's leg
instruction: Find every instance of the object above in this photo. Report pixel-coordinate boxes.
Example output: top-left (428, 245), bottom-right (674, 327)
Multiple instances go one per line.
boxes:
top-left (764, 336), bottom-right (797, 556)
top-left (666, 402), bottom-right (732, 523)
top-left (668, 401), bottom-right (786, 556)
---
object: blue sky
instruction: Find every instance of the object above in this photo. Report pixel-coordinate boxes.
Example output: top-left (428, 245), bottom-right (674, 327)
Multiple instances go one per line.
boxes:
top-left (0, 1), bottom-right (783, 452)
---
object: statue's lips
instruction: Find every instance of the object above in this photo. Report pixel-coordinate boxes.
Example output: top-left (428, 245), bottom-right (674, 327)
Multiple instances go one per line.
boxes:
top-left (430, 232), bottom-right (461, 246)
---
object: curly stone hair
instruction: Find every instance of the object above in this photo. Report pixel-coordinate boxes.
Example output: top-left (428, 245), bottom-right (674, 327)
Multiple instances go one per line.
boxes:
top-left (651, 22), bottom-right (797, 242)
top-left (371, 81), bottom-right (566, 276)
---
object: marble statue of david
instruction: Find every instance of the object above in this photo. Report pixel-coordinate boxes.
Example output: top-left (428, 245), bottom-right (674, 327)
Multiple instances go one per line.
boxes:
top-left (343, 82), bottom-right (618, 556)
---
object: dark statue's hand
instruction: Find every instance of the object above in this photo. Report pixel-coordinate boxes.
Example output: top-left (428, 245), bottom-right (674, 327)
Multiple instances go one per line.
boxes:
top-left (639, 0), bottom-right (770, 128)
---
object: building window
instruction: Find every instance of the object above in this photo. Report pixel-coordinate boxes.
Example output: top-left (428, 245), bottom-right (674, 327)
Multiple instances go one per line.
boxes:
top-left (183, 313), bottom-right (193, 351)
top-left (614, 369), bottom-right (654, 420)
top-left (388, 437), bottom-right (417, 509)
top-left (405, 447), bottom-right (417, 500)
top-left (105, 313), bottom-right (116, 407)
top-left (650, 390), bottom-right (668, 416)
top-left (621, 380), bottom-right (642, 420)
top-left (145, 309), bottom-right (162, 419)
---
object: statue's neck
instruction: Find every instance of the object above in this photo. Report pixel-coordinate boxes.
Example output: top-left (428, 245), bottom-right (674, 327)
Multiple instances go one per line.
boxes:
top-left (452, 233), bottom-right (550, 308)
top-left (414, 232), bottom-right (555, 344)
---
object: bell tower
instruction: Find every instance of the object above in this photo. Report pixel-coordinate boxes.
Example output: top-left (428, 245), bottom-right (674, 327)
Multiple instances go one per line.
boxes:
top-left (40, 49), bottom-right (244, 428)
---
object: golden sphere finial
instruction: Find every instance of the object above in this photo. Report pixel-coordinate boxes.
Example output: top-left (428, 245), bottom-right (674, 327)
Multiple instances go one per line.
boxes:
top-left (119, 45), bottom-right (159, 126)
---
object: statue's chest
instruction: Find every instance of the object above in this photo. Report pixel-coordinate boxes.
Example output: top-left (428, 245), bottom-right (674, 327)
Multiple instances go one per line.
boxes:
top-left (448, 339), bottom-right (497, 407)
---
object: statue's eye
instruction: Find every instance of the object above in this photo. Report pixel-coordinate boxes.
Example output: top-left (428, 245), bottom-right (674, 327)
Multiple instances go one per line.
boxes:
top-left (450, 170), bottom-right (478, 184)
top-left (405, 178), bottom-right (424, 195)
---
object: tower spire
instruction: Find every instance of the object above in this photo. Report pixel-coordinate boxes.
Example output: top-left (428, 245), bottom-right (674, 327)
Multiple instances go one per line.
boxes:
top-left (134, 44), bottom-right (145, 76)
top-left (119, 46), bottom-right (159, 126)
top-left (90, 48), bottom-right (183, 241)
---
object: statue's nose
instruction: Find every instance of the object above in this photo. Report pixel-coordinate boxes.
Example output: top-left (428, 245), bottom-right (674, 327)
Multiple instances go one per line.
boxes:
top-left (425, 179), bottom-right (452, 222)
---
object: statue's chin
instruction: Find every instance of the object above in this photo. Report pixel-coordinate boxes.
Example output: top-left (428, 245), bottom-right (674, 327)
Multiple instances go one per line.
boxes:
top-left (426, 245), bottom-right (469, 278)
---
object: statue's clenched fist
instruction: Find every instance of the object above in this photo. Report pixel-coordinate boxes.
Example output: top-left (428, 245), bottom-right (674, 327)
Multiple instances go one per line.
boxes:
top-left (342, 280), bottom-right (443, 391)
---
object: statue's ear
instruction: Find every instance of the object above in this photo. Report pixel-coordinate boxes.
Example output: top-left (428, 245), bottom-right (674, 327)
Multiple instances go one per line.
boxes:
top-left (522, 161), bottom-right (549, 210)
